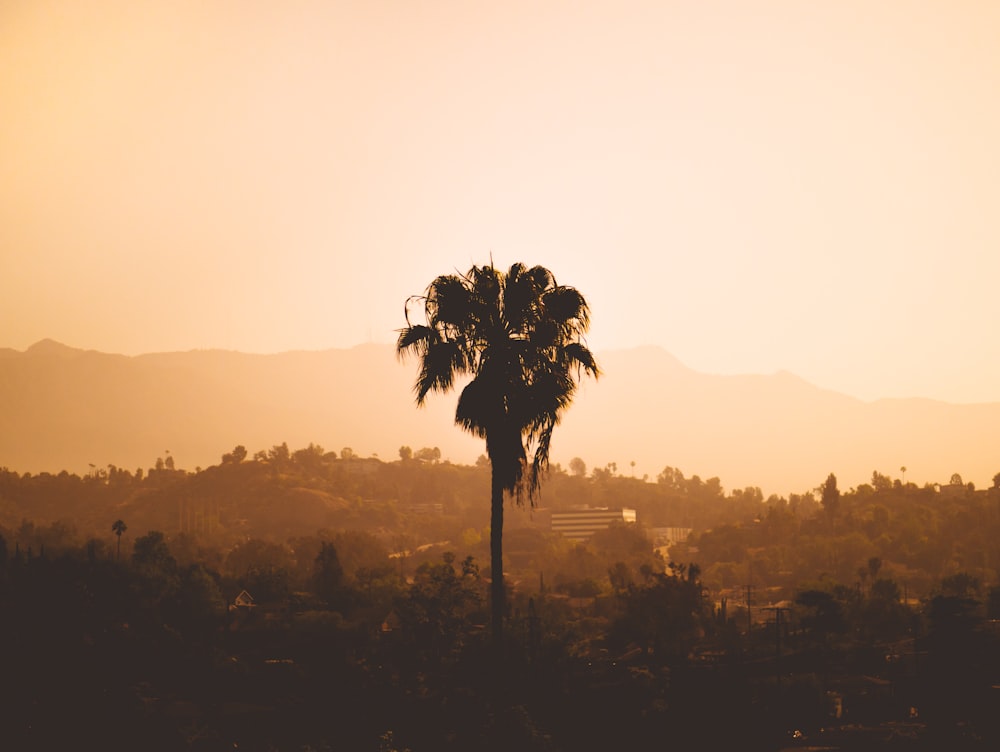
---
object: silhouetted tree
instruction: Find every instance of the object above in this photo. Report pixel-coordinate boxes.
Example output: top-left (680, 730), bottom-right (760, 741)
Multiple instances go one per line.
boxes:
top-left (397, 262), bottom-right (599, 647)
top-left (871, 470), bottom-right (892, 492)
top-left (222, 444), bottom-right (247, 464)
top-left (171, 564), bottom-right (225, 636)
top-left (268, 442), bottom-right (290, 465)
top-left (608, 562), bottom-right (708, 663)
top-left (820, 472), bottom-right (840, 523)
top-left (111, 519), bottom-right (127, 561)
top-left (396, 551), bottom-right (483, 659)
top-left (862, 577), bottom-right (909, 641)
top-left (132, 530), bottom-right (174, 572)
top-left (312, 541), bottom-right (345, 607)
top-left (414, 446), bottom-right (441, 462)
top-left (867, 555), bottom-right (882, 581)
top-left (292, 443), bottom-right (325, 474)
top-left (795, 588), bottom-right (847, 643)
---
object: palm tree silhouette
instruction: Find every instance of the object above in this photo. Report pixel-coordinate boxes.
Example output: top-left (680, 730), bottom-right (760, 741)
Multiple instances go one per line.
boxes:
top-left (398, 262), bottom-right (598, 646)
top-left (112, 519), bottom-right (127, 561)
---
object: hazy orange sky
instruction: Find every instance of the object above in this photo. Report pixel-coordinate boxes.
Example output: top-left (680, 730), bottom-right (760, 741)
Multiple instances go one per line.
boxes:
top-left (3, 0), bottom-right (999, 403)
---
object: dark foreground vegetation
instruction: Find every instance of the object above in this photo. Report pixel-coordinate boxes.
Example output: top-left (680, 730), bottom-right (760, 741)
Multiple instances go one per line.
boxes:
top-left (1, 447), bottom-right (999, 750)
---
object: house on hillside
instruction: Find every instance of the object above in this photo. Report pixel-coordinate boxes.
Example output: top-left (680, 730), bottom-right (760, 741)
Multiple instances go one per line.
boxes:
top-left (230, 589), bottom-right (256, 611)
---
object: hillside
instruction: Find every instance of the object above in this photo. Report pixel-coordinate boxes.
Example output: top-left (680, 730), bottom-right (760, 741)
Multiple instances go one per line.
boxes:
top-left (1, 340), bottom-right (998, 494)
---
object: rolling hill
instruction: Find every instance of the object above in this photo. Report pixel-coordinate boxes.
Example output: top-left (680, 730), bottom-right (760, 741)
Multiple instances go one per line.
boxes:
top-left (1, 340), bottom-right (997, 495)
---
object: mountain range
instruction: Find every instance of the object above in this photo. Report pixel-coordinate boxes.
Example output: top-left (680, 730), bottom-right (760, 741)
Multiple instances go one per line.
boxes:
top-left (1, 339), bottom-right (997, 495)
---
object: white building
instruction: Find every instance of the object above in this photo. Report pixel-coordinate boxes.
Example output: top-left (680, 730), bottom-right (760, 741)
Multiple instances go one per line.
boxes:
top-left (551, 507), bottom-right (637, 542)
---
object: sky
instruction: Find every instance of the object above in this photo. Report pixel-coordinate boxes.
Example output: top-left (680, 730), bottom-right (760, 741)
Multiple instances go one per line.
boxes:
top-left (3, 0), bottom-right (999, 403)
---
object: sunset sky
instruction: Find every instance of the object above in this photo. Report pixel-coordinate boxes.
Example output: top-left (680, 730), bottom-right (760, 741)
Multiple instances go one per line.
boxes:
top-left (3, 0), bottom-right (999, 403)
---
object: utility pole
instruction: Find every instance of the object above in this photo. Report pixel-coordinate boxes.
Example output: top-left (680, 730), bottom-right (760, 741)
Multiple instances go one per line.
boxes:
top-left (764, 605), bottom-right (789, 688)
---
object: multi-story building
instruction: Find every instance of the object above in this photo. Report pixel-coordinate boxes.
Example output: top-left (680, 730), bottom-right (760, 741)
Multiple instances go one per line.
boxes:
top-left (551, 507), bottom-right (637, 542)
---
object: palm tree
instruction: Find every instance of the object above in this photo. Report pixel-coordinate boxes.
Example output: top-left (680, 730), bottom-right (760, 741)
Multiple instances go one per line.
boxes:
top-left (112, 519), bottom-right (127, 561)
top-left (397, 261), bottom-right (599, 646)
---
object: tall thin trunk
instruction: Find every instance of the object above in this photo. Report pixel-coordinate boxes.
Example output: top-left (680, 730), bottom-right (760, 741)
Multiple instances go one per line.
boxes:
top-left (490, 467), bottom-right (505, 648)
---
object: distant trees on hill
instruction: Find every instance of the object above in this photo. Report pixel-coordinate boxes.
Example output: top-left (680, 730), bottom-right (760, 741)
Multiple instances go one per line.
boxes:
top-left (3, 449), bottom-right (1000, 749)
top-left (1, 449), bottom-right (999, 617)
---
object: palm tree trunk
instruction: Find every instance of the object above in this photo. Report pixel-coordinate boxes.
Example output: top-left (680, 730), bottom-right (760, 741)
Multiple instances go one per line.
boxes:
top-left (490, 468), bottom-right (505, 648)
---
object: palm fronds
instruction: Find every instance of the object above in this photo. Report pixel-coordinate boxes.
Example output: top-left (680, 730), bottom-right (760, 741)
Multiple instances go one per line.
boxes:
top-left (397, 260), bottom-right (598, 505)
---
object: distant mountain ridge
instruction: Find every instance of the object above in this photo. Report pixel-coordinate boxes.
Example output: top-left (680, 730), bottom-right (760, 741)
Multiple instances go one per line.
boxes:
top-left (1, 340), bottom-right (997, 495)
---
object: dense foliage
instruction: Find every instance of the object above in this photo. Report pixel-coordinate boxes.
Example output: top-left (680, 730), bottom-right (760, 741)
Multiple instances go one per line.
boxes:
top-left (1, 450), bottom-right (1000, 748)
